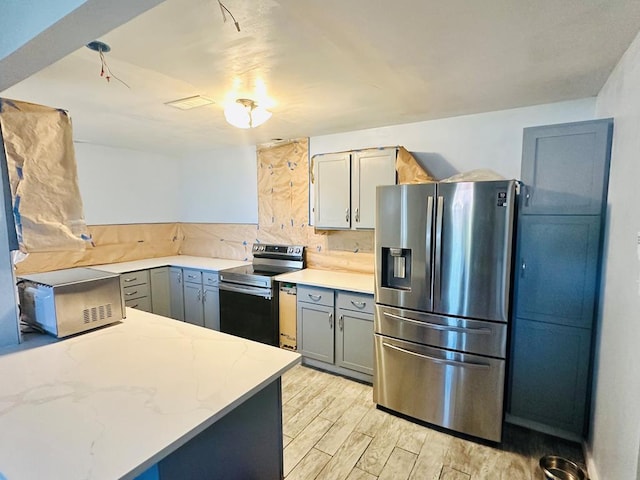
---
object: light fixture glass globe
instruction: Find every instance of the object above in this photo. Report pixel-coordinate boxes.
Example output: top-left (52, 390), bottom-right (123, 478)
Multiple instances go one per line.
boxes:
top-left (223, 99), bottom-right (272, 129)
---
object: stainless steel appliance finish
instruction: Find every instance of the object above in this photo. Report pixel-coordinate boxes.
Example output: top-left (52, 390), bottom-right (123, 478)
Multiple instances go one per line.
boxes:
top-left (374, 180), bottom-right (516, 442)
top-left (17, 267), bottom-right (124, 338)
top-left (219, 244), bottom-right (304, 346)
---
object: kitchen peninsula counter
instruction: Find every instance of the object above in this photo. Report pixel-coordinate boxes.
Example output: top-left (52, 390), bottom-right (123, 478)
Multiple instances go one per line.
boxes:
top-left (275, 268), bottom-right (374, 294)
top-left (0, 309), bottom-right (300, 480)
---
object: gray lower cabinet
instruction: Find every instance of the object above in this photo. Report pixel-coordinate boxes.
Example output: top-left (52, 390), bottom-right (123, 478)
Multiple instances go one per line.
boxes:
top-left (183, 269), bottom-right (205, 327)
top-left (202, 272), bottom-right (220, 331)
top-left (336, 292), bottom-right (374, 376)
top-left (150, 267), bottom-right (171, 317)
top-left (169, 267), bottom-right (185, 321)
top-left (297, 285), bottom-right (373, 382)
top-left (121, 270), bottom-right (152, 313)
top-left (182, 268), bottom-right (220, 330)
top-left (510, 318), bottom-right (592, 435)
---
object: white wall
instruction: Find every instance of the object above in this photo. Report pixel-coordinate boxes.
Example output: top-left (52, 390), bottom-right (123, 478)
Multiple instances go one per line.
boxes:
top-left (310, 98), bottom-right (596, 180)
top-left (179, 146), bottom-right (258, 224)
top-left (75, 143), bottom-right (180, 224)
top-left (588, 30), bottom-right (640, 480)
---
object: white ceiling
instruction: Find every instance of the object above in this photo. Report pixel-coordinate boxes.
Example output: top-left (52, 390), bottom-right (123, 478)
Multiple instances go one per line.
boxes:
top-left (3, 0), bottom-right (640, 156)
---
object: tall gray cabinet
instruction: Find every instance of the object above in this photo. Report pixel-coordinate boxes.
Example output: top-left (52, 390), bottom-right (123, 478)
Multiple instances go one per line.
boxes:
top-left (507, 118), bottom-right (613, 440)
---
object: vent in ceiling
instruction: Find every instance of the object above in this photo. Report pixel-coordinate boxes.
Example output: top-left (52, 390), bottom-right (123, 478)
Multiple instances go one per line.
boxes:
top-left (165, 95), bottom-right (215, 110)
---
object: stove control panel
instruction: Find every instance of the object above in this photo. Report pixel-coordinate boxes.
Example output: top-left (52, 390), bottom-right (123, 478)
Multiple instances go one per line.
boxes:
top-left (252, 243), bottom-right (305, 260)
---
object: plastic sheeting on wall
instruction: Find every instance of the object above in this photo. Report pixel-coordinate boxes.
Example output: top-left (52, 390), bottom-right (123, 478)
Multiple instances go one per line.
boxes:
top-left (0, 98), bottom-right (91, 253)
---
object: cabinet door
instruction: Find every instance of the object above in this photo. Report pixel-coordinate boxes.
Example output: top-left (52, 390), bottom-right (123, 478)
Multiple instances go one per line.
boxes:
top-left (183, 283), bottom-right (204, 327)
top-left (352, 148), bottom-right (396, 229)
top-left (521, 119), bottom-right (612, 215)
top-left (297, 302), bottom-right (334, 363)
top-left (336, 308), bottom-right (374, 375)
top-left (169, 267), bottom-right (185, 321)
top-left (313, 152), bottom-right (351, 229)
top-left (150, 267), bottom-right (171, 317)
top-left (509, 318), bottom-right (591, 436)
top-left (203, 286), bottom-right (220, 331)
top-left (515, 215), bottom-right (601, 329)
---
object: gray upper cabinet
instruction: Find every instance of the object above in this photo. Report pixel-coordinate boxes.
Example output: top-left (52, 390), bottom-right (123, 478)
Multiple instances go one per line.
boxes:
top-left (314, 152), bottom-right (351, 229)
top-left (515, 215), bottom-right (601, 329)
top-left (313, 147), bottom-right (396, 230)
top-left (521, 119), bottom-right (613, 215)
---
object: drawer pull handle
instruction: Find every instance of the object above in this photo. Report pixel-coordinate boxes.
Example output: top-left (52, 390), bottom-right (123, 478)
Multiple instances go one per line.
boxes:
top-left (124, 278), bottom-right (137, 283)
top-left (130, 304), bottom-right (139, 309)
top-left (382, 342), bottom-right (490, 370)
top-left (329, 312), bottom-right (333, 329)
top-left (125, 291), bottom-right (138, 296)
top-left (308, 293), bottom-right (322, 301)
top-left (351, 300), bottom-right (366, 309)
top-left (382, 312), bottom-right (491, 334)
top-left (339, 314), bottom-right (344, 331)
top-left (197, 289), bottom-right (201, 301)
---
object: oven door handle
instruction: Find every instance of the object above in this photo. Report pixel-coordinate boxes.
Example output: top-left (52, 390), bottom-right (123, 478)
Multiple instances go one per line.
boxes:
top-left (219, 282), bottom-right (272, 299)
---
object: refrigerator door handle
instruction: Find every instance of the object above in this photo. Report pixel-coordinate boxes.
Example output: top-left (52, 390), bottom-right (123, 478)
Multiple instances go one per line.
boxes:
top-left (382, 311), bottom-right (491, 334)
top-left (434, 195), bottom-right (444, 306)
top-left (426, 195), bottom-right (434, 305)
top-left (382, 342), bottom-right (491, 369)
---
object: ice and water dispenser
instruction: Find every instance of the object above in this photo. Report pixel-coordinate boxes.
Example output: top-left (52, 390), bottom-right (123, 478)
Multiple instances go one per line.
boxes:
top-left (380, 247), bottom-right (412, 290)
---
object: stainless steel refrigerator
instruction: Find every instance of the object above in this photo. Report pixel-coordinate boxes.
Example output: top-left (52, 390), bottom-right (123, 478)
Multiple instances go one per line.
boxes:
top-left (374, 180), bottom-right (516, 442)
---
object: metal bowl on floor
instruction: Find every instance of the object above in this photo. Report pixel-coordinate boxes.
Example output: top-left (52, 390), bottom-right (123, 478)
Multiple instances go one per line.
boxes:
top-left (539, 455), bottom-right (588, 480)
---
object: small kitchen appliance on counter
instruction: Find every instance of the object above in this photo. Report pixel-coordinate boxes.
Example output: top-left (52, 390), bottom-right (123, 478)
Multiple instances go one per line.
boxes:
top-left (374, 180), bottom-right (516, 443)
top-left (218, 244), bottom-right (305, 346)
top-left (17, 267), bottom-right (124, 338)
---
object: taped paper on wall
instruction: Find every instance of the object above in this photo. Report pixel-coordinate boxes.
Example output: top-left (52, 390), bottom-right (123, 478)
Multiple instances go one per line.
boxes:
top-left (0, 98), bottom-right (91, 254)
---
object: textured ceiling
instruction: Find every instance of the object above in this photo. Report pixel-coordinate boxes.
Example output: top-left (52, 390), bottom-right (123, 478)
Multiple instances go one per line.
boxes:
top-left (3, 0), bottom-right (640, 155)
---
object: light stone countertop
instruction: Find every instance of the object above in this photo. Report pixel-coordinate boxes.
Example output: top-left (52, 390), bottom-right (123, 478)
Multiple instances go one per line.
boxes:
top-left (93, 255), bottom-right (250, 274)
top-left (275, 269), bottom-right (374, 294)
top-left (0, 309), bottom-right (300, 480)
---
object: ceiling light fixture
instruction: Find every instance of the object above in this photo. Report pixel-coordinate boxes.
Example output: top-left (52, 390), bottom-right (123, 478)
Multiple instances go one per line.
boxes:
top-left (224, 98), bottom-right (272, 129)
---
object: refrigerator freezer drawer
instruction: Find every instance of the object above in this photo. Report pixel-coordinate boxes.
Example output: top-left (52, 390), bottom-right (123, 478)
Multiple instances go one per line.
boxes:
top-left (375, 304), bottom-right (507, 358)
top-left (373, 334), bottom-right (505, 442)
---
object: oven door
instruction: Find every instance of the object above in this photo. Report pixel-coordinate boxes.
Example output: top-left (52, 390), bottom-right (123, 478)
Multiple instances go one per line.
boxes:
top-left (219, 282), bottom-right (279, 346)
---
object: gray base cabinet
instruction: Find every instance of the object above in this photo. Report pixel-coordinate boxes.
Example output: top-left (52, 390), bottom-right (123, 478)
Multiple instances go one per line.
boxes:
top-left (510, 319), bottom-right (591, 435)
top-left (297, 285), bottom-right (373, 382)
top-left (150, 267), bottom-right (171, 317)
top-left (122, 270), bottom-right (152, 313)
top-left (202, 272), bottom-right (220, 331)
top-left (169, 267), bottom-right (185, 321)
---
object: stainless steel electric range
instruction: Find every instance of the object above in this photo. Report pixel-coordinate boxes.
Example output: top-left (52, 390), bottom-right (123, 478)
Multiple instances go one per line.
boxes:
top-left (218, 243), bottom-right (304, 346)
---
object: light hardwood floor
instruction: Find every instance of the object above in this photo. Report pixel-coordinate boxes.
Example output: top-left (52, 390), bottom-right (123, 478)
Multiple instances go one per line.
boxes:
top-left (281, 365), bottom-right (585, 480)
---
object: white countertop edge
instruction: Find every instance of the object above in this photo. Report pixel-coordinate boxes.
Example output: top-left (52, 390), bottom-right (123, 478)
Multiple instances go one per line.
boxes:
top-left (124, 355), bottom-right (300, 480)
top-left (93, 255), bottom-right (250, 274)
top-left (275, 269), bottom-right (374, 294)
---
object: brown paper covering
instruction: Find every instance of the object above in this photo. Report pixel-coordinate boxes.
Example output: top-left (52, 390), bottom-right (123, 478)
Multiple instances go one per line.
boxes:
top-left (0, 98), bottom-right (91, 252)
top-left (396, 146), bottom-right (435, 184)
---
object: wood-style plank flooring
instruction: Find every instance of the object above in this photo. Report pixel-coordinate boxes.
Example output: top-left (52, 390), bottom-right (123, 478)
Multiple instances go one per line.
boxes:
top-left (281, 365), bottom-right (586, 480)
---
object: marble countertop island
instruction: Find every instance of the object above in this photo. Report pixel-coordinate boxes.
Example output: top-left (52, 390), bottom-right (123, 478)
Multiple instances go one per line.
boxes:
top-left (0, 310), bottom-right (300, 480)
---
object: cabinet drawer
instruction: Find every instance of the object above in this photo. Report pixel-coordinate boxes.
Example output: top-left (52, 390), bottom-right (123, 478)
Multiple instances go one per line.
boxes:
top-left (203, 271), bottom-right (219, 287)
top-left (125, 296), bottom-right (151, 312)
top-left (337, 291), bottom-right (374, 314)
top-left (121, 270), bottom-right (149, 287)
top-left (123, 283), bottom-right (150, 300)
top-left (298, 285), bottom-right (334, 307)
top-left (183, 269), bottom-right (202, 285)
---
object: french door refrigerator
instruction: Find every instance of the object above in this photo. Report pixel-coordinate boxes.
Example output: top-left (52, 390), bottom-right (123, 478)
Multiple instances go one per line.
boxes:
top-left (374, 180), bottom-right (516, 442)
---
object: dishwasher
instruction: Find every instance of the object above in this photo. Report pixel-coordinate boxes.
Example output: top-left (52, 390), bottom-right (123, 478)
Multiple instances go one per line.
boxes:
top-left (279, 283), bottom-right (297, 351)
